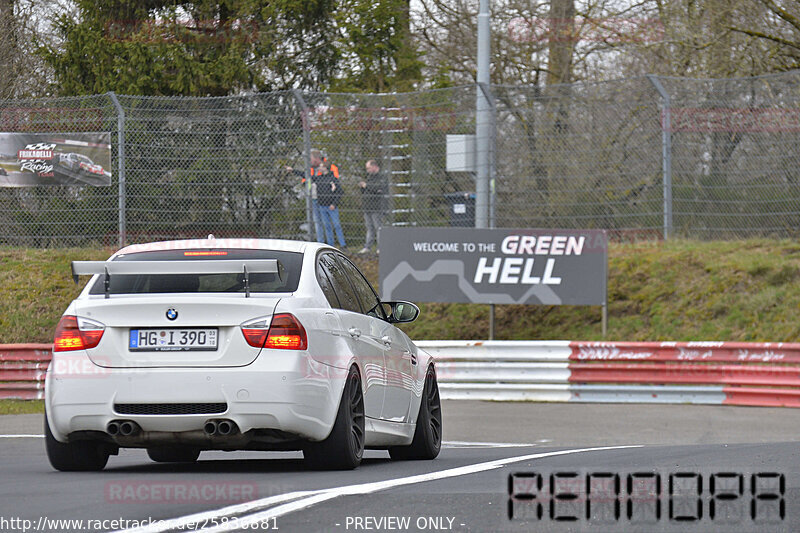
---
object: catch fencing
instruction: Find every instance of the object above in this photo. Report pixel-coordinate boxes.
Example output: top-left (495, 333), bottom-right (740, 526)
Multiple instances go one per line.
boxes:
top-left (2, 72), bottom-right (800, 247)
top-left (5, 340), bottom-right (800, 407)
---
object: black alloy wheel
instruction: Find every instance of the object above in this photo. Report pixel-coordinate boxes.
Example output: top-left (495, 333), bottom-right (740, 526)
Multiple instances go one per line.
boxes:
top-left (304, 366), bottom-right (365, 469)
top-left (389, 365), bottom-right (442, 460)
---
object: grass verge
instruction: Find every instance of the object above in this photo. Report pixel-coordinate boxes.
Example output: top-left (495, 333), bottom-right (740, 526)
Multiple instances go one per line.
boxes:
top-left (0, 400), bottom-right (44, 415)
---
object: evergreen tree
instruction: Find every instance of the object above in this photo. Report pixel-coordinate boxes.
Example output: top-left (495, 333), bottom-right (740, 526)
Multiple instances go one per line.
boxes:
top-left (39, 0), bottom-right (421, 96)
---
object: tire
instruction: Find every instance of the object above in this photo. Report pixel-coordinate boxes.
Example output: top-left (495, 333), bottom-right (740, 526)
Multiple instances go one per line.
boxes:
top-left (389, 365), bottom-right (442, 461)
top-left (44, 409), bottom-right (111, 472)
top-left (303, 366), bottom-right (365, 470)
top-left (147, 447), bottom-right (200, 463)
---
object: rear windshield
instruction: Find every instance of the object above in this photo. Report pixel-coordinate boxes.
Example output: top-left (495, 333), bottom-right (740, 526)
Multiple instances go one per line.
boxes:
top-left (88, 249), bottom-right (303, 295)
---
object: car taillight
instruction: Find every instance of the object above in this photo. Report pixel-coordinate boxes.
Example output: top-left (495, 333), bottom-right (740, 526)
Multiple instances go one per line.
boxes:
top-left (265, 313), bottom-right (307, 350)
top-left (242, 314), bottom-right (307, 350)
top-left (241, 317), bottom-right (269, 348)
top-left (53, 315), bottom-right (105, 352)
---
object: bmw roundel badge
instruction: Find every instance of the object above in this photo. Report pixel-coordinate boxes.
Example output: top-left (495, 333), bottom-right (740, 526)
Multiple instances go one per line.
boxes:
top-left (166, 308), bottom-right (178, 321)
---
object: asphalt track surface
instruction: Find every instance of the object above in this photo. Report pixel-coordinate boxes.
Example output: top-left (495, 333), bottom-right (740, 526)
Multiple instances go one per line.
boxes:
top-left (1, 401), bottom-right (798, 533)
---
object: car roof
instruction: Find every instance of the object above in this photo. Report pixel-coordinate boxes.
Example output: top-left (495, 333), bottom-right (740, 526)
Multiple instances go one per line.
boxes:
top-left (113, 238), bottom-right (332, 257)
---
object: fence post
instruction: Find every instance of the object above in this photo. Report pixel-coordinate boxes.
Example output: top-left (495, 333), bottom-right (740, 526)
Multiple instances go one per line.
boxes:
top-left (107, 92), bottom-right (126, 248)
top-left (478, 82), bottom-right (498, 340)
top-left (477, 83), bottom-right (497, 229)
top-left (292, 89), bottom-right (314, 241)
top-left (646, 75), bottom-right (673, 239)
top-left (475, 0), bottom-right (491, 230)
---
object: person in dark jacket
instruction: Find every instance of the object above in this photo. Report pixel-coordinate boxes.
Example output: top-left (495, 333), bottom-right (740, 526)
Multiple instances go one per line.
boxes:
top-left (358, 159), bottom-right (388, 253)
top-left (315, 159), bottom-right (346, 247)
top-left (285, 149), bottom-right (340, 243)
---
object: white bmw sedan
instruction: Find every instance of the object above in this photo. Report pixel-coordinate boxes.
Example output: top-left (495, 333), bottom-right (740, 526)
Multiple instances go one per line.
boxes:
top-left (45, 238), bottom-right (441, 471)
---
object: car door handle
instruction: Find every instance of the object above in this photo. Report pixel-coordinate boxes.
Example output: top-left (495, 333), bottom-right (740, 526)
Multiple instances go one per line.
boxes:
top-left (348, 328), bottom-right (361, 338)
top-left (381, 335), bottom-right (392, 346)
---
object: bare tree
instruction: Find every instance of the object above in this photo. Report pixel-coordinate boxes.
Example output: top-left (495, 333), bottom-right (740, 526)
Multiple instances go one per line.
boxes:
top-left (0, 0), bottom-right (17, 99)
top-left (547, 0), bottom-right (575, 85)
top-left (731, 1), bottom-right (800, 72)
top-left (606, 0), bottom-right (779, 78)
top-left (0, 0), bottom-right (68, 98)
top-left (412, 0), bottom-right (553, 86)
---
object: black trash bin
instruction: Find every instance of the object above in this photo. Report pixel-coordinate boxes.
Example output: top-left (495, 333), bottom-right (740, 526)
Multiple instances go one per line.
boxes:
top-left (444, 192), bottom-right (475, 227)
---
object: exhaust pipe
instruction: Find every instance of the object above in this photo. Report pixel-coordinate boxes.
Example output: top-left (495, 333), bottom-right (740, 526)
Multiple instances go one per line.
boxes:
top-left (108, 420), bottom-right (140, 437)
top-left (204, 420), bottom-right (218, 436)
top-left (203, 419), bottom-right (238, 437)
top-left (119, 421), bottom-right (139, 436)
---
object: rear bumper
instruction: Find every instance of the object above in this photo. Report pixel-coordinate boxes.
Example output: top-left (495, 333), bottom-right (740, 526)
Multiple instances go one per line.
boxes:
top-left (45, 350), bottom-right (349, 445)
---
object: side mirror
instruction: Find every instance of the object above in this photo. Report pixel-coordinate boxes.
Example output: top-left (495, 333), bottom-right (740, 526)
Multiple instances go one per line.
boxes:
top-left (382, 301), bottom-right (420, 323)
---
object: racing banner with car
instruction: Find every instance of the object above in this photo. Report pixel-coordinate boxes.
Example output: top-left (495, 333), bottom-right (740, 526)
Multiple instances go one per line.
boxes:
top-left (379, 227), bottom-right (607, 306)
top-left (0, 132), bottom-right (112, 187)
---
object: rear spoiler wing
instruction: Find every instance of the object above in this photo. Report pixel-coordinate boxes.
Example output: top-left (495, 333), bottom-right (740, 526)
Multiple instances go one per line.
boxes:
top-left (71, 260), bottom-right (280, 298)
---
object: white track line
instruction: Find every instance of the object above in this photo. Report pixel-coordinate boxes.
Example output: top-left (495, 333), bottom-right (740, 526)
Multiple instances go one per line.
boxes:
top-left (201, 445), bottom-right (641, 532)
top-left (441, 440), bottom-right (533, 448)
top-left (0, 434), bottom-right (44, 438)
top-left (119, 445), bottom-right (640, 533)
top-left (118, 490), bottom-right (328, 533)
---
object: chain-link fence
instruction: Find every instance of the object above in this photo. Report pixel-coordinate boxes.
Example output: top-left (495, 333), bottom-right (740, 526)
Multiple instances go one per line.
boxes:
top-left (2, 72), bottom-right (800, 247)
top-left (662, 74), bottom-right (800, 238)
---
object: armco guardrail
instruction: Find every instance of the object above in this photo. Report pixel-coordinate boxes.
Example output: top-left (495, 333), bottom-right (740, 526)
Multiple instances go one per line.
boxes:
top-left (4, 341), bottom-right (800, 407)
top-left (418, 340), bottom-right (800, 407)
top-left (0, 344), bottom-right (51, 400)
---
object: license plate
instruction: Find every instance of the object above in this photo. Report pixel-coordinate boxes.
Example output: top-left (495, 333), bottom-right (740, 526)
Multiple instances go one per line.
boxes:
top-left (129, 328), bottom-right (218, 351)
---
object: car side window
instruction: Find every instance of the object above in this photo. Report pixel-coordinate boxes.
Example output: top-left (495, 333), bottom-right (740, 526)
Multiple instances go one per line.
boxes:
top-left (316, 257), bottom-right (340, 308)
top-left (336, 254), bottom-right (385, 320)
top-left (319, 253), bottom-right (361, 313)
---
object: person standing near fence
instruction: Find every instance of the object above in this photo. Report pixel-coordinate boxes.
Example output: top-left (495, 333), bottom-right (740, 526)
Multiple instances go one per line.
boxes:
top-left (285, 149), bottom-right (339, 243)
top-left (358, 159), bottom-right (388, 254)
top-left (315, 159), bottom-right (347, 247)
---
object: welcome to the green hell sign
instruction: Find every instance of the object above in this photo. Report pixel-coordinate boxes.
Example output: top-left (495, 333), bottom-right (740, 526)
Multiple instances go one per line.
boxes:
top-left (380, 228), bottom-right (607, 307)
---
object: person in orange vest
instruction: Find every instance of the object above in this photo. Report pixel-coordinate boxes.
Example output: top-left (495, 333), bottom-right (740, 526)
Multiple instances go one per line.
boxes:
top-left (285, 149), bottom-right (339, 242)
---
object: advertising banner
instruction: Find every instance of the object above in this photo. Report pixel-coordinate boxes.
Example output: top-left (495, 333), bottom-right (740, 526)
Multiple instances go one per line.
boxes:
top-left (0, 132), bottom-right (112, 187)
top-left (379, 227), bottom-right (607, 306)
